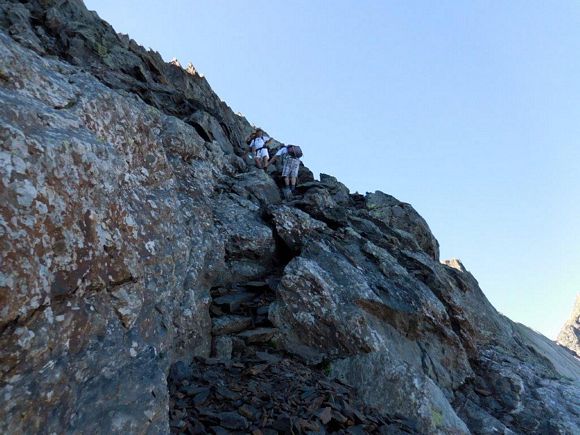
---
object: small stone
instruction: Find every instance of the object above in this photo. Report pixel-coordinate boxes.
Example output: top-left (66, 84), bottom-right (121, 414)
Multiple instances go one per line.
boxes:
top-left (256, 305), bottom-right (271, 317)
top-left (214, 336), bottom-right (233, 360)
top-left (242, 281), bottom-right (268, 289)
top-left (193, 389), bottom-right (210, 405)
top-left (210, 426), bottom-right (230, 435)
top-left (216, 386), bottom-right (240, 401)
top-left (256, 351), bottom-right (282, 364)
top-left (237, 328), bottom-right (276, 344)
top-left (316, 406), bottom-right (333, 424)
top-left (244, 364), bottom-right (269, 376)
top-left (212, 315), bottom-right (253, 335)
top-left (214, 292), bottom-right (256, 313)
top-left (332, 410), bottom-right (348, 424)
top-left (272, 415), bottom-right (293, 433)
top-left (238, 403), bottom-right (258, 420)
top-left (169, 361), bottom-right (193, 383)
top-left (346, 425), bottom-right (367, 435)
top-left (474, 386), bottom-right (492, 396)
top-left (217, 411), bottom-right (248, 430)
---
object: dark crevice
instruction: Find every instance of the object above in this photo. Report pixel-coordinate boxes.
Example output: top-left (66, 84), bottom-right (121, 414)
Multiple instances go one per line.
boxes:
top-left (108, 275), bottom-right (137, 288)
top-left (189, 121), bottom-right (212, 142)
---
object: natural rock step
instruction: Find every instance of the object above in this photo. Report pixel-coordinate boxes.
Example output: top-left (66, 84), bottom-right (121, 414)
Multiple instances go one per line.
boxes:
top-left (213, 336), bottom-right (233, 360)
top-left (213, 291), bottom-right (257, 313)
top-left (241, 280), bottom-right (270, 290)
top-left (210, 286), bottom-right (231, 297)
top-left (212, 315), bottom-right (253, 336)
top-left (256, 305), bottom-right (271, 317)
top-left (237, 327), bottom-right (277, 344)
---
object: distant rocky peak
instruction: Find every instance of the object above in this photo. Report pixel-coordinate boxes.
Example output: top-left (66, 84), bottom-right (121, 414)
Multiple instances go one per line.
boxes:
top-left (557, 294), bottom-right (580, 357)
top-left (442, 258), bottom-right (467, 272)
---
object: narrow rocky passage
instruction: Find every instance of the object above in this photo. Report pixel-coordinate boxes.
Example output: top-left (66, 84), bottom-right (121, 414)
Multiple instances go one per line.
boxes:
top-left (167, 276), bottom-right (418, 434)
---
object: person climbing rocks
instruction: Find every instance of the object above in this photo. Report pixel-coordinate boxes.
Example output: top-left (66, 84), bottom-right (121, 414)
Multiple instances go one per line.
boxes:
top-left (266, 144), bottom-right (303, 199)
top-left (246, 128), bottom-right (271, 169)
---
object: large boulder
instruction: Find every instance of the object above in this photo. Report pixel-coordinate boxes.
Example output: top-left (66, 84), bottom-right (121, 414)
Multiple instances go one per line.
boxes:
top-left (365, 190), bottom-right (440, 260)
top-left (269, 204), bottom-right (327, 251)
top-left (211, 195), bottom-right (276, 283)
top-left (269, 233), bottom-right (474, 432)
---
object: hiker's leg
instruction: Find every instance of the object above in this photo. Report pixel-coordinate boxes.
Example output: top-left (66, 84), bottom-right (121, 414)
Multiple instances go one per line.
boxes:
top-left (289, 159), bottom-right (300, 190)
top-left (259, 149), bottom-right (269, 169)
top-left (254, 156), bottom-right (262, 168)
top-left (284, 177), bottom-right (290, 187)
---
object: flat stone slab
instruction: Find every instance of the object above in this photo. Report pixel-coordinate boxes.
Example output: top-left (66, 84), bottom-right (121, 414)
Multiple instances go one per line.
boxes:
top-left (212, 315), bottom-right (253, 336)
top-left (237, 328), bottom-right (277, 344)
top-left (256, 305), bottom-right (271, 317)
top-left (256, 351), bottom-right (283, 364)
top-left (242, 281), bottom-right (268, 289)
top-left (214, 336), bottom-right (233, 360)
top-left (213, 291), bottom-right (257, 313)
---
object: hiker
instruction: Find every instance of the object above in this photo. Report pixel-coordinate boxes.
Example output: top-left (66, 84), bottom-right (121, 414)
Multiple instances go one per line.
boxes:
top-left (246, 129), bottom-right (271, 169)
top-left (266, 144), bottom-right (303, 198)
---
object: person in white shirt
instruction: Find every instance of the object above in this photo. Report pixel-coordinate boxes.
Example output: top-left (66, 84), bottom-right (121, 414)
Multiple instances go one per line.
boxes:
top-left (266, 144), bottom-right (302, 198)
top-left (246, 128), bottom-right (271, 169)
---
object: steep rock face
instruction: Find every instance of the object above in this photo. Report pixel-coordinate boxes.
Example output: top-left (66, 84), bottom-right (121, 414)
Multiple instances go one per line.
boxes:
top-left (1, 1), bottom-right (579, 434)
top-left (558, 295), bottom-right (580, 357)
top-left (0, 2), bottom-right (265, 430)
top-left (0, 30), bottom-right (220, 433)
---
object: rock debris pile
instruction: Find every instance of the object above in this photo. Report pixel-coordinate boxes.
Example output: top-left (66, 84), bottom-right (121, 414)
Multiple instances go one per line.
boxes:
top-left (169, 357), bottom-right (415, 435)
top-left (169, 278), bottom-right (416, 434)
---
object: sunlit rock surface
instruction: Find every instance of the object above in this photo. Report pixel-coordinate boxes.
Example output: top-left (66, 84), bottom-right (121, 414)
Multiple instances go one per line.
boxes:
top-left (558, 295), bottom-right (580, 357)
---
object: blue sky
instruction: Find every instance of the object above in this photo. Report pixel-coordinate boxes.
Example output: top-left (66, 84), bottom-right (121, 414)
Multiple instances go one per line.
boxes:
top-left (85, 0), bottom-right (579, 339)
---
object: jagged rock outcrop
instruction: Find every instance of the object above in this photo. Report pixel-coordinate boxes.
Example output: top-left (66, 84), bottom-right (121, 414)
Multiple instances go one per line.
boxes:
top-left (558, 295), bottom-right (580, 357)
top-left (1, 1), bottom-right (579, 434)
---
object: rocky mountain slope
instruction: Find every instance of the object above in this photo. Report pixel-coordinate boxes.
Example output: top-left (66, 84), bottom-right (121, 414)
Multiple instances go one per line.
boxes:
top-left (558, 295), bottom-right (580, 357)
top-left (1, 1), bottom-right (579, 434)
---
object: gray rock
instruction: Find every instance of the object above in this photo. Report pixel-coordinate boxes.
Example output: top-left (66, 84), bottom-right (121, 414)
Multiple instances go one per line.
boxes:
top-left (214, 336), bottom-right (233, 360)
top-left (366, 190), bottom-right (440, 260)
top-left (217, 411), bottom-right (248, 430)
top-left (213, 292), bottom-right (257, 313)
top-left (319, 173), bottom-right (351, 205)
top-left (232, 169), bottom-right (282, 206)
top-left (557, 294), bottom-right (580, 357)
top-left (212, 315), bottom-right (253, 335)
top-left (237, 328), bottom-right (277, 344)
top-left (270, 204), bottom-right (327, 251)
top-left (212, 195), bottom-right (276, 283)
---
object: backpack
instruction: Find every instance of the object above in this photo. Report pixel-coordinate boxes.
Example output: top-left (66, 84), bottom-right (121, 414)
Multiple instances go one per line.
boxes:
top-left (286, 145), bottom-right (303, 158)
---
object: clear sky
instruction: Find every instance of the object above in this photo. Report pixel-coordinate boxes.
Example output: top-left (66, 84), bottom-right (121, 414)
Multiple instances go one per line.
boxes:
top-left (85, 0), bottom-right (579, 339)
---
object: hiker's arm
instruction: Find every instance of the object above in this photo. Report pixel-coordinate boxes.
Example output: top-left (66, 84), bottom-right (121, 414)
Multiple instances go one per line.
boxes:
top-left (245, 132), bottom-right (256, 145)
top-left (266, 155), bottom-right (277, 167)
